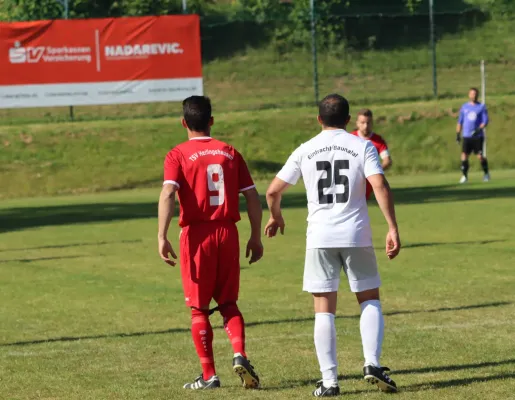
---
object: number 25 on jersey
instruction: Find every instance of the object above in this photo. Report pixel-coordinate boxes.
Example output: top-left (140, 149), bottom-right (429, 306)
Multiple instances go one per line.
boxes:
top-left (317, 160), bottom-right (349, 204)
top-left (207, 164), bottom-right (225, 206)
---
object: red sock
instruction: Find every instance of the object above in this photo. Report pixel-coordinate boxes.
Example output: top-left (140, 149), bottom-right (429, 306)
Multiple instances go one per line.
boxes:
top-left (220, 303), bottom-right (246, 357)
top-left (191, 309), bottom-right (216, 380)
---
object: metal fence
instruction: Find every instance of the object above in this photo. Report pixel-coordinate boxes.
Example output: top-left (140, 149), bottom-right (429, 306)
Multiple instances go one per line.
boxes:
top-left (2, 5), bottom-right (515, 124)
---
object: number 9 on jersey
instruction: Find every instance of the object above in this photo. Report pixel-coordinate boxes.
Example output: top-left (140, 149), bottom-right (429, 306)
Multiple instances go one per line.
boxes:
top-left (207, 164), bottom-right (225, 206)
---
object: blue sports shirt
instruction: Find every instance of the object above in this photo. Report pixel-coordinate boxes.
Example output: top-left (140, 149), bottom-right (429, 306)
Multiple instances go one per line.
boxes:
top-left (458, 102), bottom-right (489, 138)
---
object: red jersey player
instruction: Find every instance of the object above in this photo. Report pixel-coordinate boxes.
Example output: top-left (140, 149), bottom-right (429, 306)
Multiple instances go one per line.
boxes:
top-left (351, 109), bottom-right (392, 200)
top-left (157, 96), bottom-right (263, 391)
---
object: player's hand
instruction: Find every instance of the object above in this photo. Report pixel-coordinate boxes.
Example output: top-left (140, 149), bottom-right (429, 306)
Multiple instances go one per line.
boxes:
top-left (246, 236), bottom-right (263, 265)
top-left (386, 229), bottom-right (401, 260)
top-left (471, 128), bottom-right (481, 137)
top-left (158, 237), bottom-right (177, 267)
top-left (264, 216), bottom-right (285, 238)
top-left (456, 133), bottom-right (461, 143)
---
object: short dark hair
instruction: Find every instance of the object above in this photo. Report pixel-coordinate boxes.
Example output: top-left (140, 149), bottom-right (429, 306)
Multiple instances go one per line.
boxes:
top-left (470, 87), bottom-right (479, 94)
top-left (357, 108), bottom-right (373, 119)
top-left (182, 96), bottom-right (212, 132)
top-left (318, 94), bottom-right (350, 127)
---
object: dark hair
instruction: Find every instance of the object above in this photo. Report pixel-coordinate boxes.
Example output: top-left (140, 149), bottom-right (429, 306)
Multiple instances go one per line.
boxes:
top-left (357, 108), bottom-right (373, 119)
top-left (182, 96), bottom-right (212, 132)
top-left (318, 94), bottom-right (350, 127)
top-left (470, 87), bottom-right (479, 94)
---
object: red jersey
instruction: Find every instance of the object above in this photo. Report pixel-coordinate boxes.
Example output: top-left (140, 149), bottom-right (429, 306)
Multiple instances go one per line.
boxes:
top-left (350, 131), bottom-right (389, 158)
top-left (163, 137), bottom-right (255, 227)
top-left (350, 131), bottom-right (389, 200)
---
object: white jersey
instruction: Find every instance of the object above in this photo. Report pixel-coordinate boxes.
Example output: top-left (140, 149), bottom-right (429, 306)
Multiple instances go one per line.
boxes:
top-left (277, 129), bottom-right (383, 249)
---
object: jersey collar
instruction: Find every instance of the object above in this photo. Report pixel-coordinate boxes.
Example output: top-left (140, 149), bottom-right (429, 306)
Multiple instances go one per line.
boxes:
top-left (321, 129), bottom-right (348, 135)
top-left (189, 136), bottom-right (213, 141)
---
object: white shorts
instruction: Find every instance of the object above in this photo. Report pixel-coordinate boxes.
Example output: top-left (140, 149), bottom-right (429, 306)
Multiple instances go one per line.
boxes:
top-left (303, 247), bottom-right (381, 293)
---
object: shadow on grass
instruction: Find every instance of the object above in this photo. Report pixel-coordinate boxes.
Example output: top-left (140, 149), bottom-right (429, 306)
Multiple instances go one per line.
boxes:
top-left (390, 183), bottom-right (515, 205)
top-left (243, 301), bottom-right (512, 327)
top-left (0, 239), bottom-right (142, 253)
top-left (404, 240), bottom-right (505, 249)
top-left (1, 301), bottom-right (510, 347)
top-left (1, 183), bottom-right (515, 234)
top-left (1, 327), bottom-right (191, 347)
top-left (266, 360), bottom-right (515, 391)
top-left (0, 192), bottom-right (305, 234)
top-left (0, 255), bottom-right (84, 264)
top-left (400, 372), bottom-right (515, 392)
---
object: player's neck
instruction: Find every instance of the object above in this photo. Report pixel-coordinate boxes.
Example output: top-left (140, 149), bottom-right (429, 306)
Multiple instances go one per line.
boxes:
top-left (469, 100), bottom-right (479, 105)
top-left (358, 131), bottom-right (372, 139)
top-left (188, 130), bottom-right (211, 140)
top-left (322, 125), bottom-right (347, 131)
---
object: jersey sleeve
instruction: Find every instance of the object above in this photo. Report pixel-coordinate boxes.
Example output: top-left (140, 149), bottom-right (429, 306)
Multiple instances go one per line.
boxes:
top-left (237, 152), bottom-right (255, 192)
top-left (364, 141), bottom-right (384, 178)
top-left (376, 137), bottom-right (390, 159)
top-left (276, 147), bottom-right (302, 185)
top-left (163, 149), bottom-right (183, 188)
top-left (481, 105), bottom-right (489, 126)
top-left (458, 107), bottom-right (465, 125)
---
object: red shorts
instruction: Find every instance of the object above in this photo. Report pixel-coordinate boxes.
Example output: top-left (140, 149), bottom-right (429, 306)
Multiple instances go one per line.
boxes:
top-left (180, 221), bottom-right (240, 309)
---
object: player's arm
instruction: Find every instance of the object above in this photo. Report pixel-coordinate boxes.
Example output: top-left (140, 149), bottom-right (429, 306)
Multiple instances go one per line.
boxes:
top-left (264, 177), bottom-right (291, 237)
top-left (158, 150), bottom-right (181, 267)
top-left (456, 108), bottom-right (464, 142)
top-left (241, 188), bottom-right (264, 264)
top-left (237, 152), bottom-right (264, 264)
top-left (378, 145), bottom-right (392, 170)
top-left (264, 148), bottom-right (301, 238)
top-left (479, 106), bottom-right (489, 129)
top-left (158, 183), bottom-right (178, 266)
top-left (364, 142), bottom-right (400, 259)
top-left (368, 174), bottom-right (400, 260)
top-left (381, 156), bottom-right (392, 170)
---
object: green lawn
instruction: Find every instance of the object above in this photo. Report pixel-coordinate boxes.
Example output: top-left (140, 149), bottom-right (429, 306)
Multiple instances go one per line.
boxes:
top-left (1, 172), bottom-right (514, 399)
top-left (2, 96), bottom-right (515, 199)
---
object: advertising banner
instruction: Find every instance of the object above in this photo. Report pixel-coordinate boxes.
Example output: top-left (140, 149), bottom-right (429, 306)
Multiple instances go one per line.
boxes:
top-left (0, 15), bottom-right (203, 108)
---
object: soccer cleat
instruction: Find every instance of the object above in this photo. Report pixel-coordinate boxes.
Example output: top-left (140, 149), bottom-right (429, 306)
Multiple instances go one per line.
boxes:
top-left (312, 380), bottom-right (340, 397)
top-left (233, 353), bottom-right (260, 389)
top-left (183, 374), bottom-right (221, 390)
top-left (459, 175), bottom-right (468, 184)
top-left (363, 365), bottom-right (397, 393)
top-left (483, 173), bottom-right (490, 182)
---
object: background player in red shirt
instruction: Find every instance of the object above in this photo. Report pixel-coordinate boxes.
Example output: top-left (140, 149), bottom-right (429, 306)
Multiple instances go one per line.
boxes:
top-left (157, 96), bottom-right (264, 390)
top-left (351, 109), bottom-right (392, 200)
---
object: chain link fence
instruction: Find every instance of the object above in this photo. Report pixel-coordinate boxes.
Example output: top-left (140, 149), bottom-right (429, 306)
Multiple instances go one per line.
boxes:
top-left (2, 5), bottom-right (515, 123)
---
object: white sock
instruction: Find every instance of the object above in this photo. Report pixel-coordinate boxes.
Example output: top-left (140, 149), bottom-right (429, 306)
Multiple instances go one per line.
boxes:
top-left (360, 300), bottom-right (384, 368)
top-left (314, 312), bottom-right (338, 387)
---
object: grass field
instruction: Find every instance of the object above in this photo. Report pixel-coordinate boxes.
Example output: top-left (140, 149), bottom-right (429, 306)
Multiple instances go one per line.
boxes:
top-left (1, 171), bottom-right (515, 399)
top-left (2, 96), bottom-right (515, 199)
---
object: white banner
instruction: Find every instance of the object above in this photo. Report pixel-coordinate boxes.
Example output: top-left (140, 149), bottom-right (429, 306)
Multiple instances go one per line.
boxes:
top-left (0, 78), bottom-right (203, 108)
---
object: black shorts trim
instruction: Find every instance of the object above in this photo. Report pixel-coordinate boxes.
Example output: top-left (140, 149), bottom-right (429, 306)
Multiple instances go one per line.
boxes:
top-left (462, 137), bottom-right (484, 155)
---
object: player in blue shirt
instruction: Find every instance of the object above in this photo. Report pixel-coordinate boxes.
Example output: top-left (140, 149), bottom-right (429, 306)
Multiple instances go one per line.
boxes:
top-left (456, 87), bottom-right (490, 183)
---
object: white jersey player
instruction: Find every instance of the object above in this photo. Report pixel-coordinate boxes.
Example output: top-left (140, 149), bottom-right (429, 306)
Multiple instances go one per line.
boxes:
top-left (265, 94), bottom-right (401, 397)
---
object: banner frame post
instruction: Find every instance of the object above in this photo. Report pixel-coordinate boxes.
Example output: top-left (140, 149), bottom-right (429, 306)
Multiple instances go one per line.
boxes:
top-left (57, 0), bottom-right (74, 119)
top-left (309, 0), bottom-right (319, 105)
top-left (481, 60), bottom-right (487, 157)
top-left (66, 0), bottom-right (73, 121)
top-left (429, 0), bottom-right (437, 98)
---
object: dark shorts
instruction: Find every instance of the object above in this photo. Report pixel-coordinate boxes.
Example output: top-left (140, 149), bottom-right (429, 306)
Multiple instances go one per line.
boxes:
top-left (462, 137), bottom-right (484, 155)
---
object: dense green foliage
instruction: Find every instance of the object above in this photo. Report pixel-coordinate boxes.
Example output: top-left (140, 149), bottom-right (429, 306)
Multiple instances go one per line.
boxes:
top-left (0, 0), bottom-right (502, 52)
